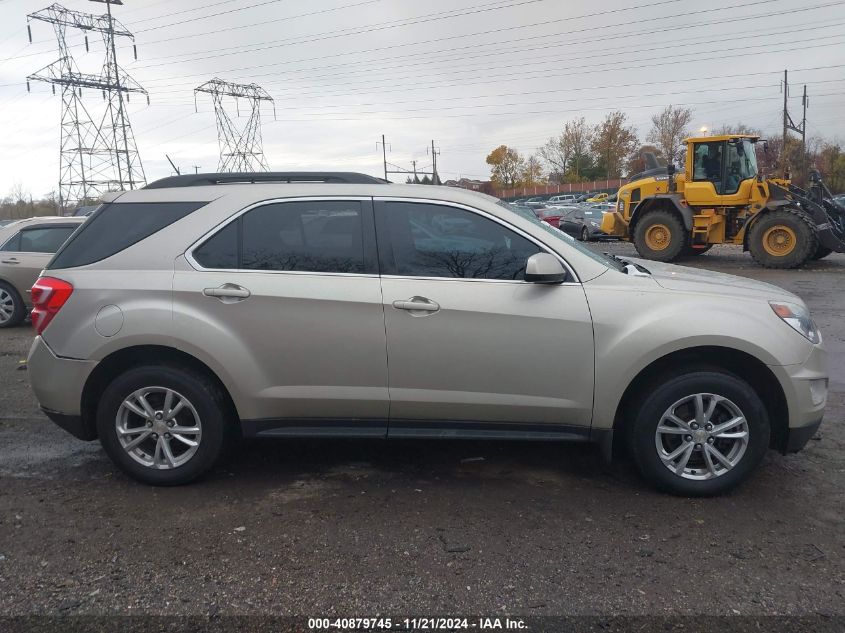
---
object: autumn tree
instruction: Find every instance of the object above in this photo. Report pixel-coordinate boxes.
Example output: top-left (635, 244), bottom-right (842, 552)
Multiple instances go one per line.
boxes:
top-left (486, 145), bottom-right (525, 188)
top-left (522, 154), bottom-right (545, 185)
top-left (540, 117), bottom-right (592, 182)
top-left (591, 111), bottom-right (638, 178)
top-left (647, 105), bottom-right (693, 166)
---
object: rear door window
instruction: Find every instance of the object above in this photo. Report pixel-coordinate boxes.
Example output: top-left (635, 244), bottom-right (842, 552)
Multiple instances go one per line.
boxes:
top-left (49, 201), bottom-right (207, 269)
top-left (19, 226), bottom-right (77, 253)
top-left (191, 199), bottom-right (377, 275)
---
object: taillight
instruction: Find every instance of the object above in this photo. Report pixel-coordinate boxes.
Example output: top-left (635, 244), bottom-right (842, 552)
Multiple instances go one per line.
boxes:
top-left (30, 277), bottom-right (73, 335)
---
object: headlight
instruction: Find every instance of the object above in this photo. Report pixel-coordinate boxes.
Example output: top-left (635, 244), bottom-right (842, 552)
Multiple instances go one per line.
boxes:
top-left (769, 301), bottom-right (821, 344)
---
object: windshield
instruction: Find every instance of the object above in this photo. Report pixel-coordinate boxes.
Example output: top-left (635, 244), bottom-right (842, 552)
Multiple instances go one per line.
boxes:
top-left (581, 209), bottom-right (604, 219)
top-left (724, 139), bottom-right (758, 192)
top-left (497, 201), bottom-right (623, 271)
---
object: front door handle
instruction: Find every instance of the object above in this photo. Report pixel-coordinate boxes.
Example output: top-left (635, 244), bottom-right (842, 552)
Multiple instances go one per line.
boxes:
top-left (1, 258), bottom-right (19, 264)
top-left (392, 296), bottom-right (440, 312)
top-left (203, 283), bottom-right (251, 302)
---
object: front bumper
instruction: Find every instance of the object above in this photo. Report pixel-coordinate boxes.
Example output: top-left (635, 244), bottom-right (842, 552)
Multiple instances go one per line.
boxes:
top-left (28, 336), bottom-right (98, 441)
top-left (770, 343), bottom-right (828, 452)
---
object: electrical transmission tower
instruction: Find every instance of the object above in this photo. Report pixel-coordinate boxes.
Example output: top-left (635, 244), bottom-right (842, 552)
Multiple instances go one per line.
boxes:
top-left (26, 1), bottom-right (147, 211)
top-left (195, 78), bottom-right (275, 173)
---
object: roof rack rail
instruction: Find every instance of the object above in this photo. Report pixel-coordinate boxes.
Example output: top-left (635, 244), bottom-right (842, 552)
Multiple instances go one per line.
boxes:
top-left (144, 172), bottom-right (388, 189)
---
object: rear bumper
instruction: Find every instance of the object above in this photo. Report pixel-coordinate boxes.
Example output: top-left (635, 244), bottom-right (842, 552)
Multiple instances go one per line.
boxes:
top-left (28, 336), bottom-right (97, 440)
top-left (41, 408), bottom-right (95, 441)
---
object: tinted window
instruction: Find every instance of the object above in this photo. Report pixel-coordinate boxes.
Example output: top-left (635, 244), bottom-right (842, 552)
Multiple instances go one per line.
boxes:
top-left (242, 200), bottom-right (366, 273)
top-left (194, 220), bottom-right (238, 269)
top-left (18, 226), bottom-right (77, 253)
top-left (380, 202), bottom-right (541, 280)
top-left (49, 201), bottom-right (207, 269)
top-left (0, 232), bottom-right (20, 252)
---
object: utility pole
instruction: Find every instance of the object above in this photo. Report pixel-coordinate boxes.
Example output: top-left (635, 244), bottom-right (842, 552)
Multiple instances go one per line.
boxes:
top-left (781, 69), bottom-right (809, 180)
top-left (411, 160), bottom-right (418, 183)
top-left (377, 135), bottom-right (389, 180)
top-left (192, 165), bottom-right (201, 174)
top-left (428, 140), bottom-right (440, 184)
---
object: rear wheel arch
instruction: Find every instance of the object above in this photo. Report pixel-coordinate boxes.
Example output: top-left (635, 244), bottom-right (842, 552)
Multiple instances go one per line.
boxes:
top-left (630, 197), bottom-right (693, 235)
top-left (81, 345), bottom-right (240, 438)
top-left (611, 346), bottom-right (789, 458)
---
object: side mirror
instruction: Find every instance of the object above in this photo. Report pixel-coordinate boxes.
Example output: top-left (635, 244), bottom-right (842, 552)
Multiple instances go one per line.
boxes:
top-left (524, 253), bottom-right (567, 284)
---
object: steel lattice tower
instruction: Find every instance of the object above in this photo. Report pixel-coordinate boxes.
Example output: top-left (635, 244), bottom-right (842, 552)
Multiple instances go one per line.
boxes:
top-left (195, 78), bottom-right (275, 173)
top-left (26, 1), bottom-right (147, 210)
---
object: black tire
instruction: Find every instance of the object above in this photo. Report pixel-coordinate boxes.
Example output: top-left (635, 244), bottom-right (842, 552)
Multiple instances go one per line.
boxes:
top-left (0, 281), bottom-right (26, 328)
top-left (580, 226), bottom-right (589, 242)
top-left (684, 244), bottom-right (713, 256)
top-left (96, 365), bottom-right (233, 486)
top-left (748, 208), bottom-right (817, 269)
top-left (627, 370), bottom-right (770, 497)
top-left (632, 209), bottom-right (687, 262)
top-left (811, 244), bottom-right (833, 260)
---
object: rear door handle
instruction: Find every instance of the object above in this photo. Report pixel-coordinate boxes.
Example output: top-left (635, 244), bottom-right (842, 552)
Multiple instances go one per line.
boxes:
top-left (203, 283), bottom-right (251, 302)
top-left (1, 258), bottom-right (19, 264)
top-left (392, 296), bottom-right (440, 312)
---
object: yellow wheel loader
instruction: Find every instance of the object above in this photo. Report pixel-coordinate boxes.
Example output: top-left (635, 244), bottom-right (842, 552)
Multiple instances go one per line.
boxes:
top-left (601, 134), bottom-right (845, 268)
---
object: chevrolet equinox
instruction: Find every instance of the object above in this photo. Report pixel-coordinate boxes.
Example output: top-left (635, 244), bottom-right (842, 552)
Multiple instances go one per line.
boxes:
top-left (27, 172), bottom-right (828, 495)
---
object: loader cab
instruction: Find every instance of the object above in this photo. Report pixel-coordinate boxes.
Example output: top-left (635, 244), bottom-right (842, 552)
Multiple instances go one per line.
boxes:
top-left (684, 135), bottom-right (759, 206)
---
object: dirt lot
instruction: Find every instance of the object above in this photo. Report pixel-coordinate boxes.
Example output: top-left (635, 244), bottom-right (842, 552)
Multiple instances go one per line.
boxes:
top-left (0, 243), bottom-right (843, 626)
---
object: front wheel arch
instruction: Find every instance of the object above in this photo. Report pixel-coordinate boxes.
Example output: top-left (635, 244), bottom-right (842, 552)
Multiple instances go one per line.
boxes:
top-left (611, 346), bottom-right (789, 459)
top-left (80, 345), bottom-right (240, 440)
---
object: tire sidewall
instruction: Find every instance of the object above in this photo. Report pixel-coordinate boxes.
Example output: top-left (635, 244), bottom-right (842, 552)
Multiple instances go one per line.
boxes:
top-left (96, 366), bottom-right (228, 485)
top-left (629, 371), bottom-right (770, 496)
top-left (581, 227), bottom-right (589, 241)
top-left (633, 210), bottom-right (687, 261)
top-left (0, 281), bottom-right (26, 328)
top-left (748, 209), bottom-right (816, 269)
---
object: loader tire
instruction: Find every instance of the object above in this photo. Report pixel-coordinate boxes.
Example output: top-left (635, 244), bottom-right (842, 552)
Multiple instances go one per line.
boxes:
top-left (633, 210), bottom-right (687, 262)
top-left (748, 208), bottom-right (817, 269)
top-left (811, 244), bottom-right (833, 260)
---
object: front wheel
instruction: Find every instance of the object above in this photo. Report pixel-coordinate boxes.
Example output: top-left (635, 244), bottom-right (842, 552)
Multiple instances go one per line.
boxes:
top-left (632, 210), bottom-right (687, 262)
top-left (748, 208), bottom-right (817, 269)
top-left (96, 365), bottom-right (233, 485)
top-left (580, 226), bottom-right (589, 242)
top-left (627, 370), bottom-right (770, 496)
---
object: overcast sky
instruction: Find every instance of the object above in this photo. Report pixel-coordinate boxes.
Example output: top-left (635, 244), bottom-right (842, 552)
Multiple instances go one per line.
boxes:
top-left (0, 0), bottom-right (843, 196)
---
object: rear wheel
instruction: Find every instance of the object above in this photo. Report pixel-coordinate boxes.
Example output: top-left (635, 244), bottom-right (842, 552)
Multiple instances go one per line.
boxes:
top-left (97, 365), bottom-right (232, 485)
top-left (0, 282), bottom-right (26, 328)
top-left (748, 208), bottom-right (817, 269)
top-left (633, 210), bottom-right (687, 262)
top-left (580, 226), bottom-right (589, 242)
top-left (628, 370), bottom-right (770, 496)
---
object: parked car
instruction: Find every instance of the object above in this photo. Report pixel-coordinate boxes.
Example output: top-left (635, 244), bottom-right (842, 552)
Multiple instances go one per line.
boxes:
top-left (523, 197), bottom-right (546, 207)
top-left (0, 216), bottom-right (85, 328)
top-left (27, 172), bottom-right (827, 495)
top-left (559, 207), bottom-right (608, 241)
top-left (586, 192), bottom-right (609, 203)
top-left (533, 206), bottom-right (565, 228)
top-left (547, 194), bottom-right (578, 205)
top-left (0, 219), bottom-right (16, 228)
top-left (574, 193), bottom-right (593, 203)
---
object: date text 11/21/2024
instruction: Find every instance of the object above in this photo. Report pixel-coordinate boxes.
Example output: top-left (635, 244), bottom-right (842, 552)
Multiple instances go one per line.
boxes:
top-left (307, 617), bottom-right (528, 630)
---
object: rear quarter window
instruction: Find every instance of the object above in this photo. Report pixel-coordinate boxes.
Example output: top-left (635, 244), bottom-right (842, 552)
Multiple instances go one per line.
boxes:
top-left (49, 201), bottom-right (207, 269)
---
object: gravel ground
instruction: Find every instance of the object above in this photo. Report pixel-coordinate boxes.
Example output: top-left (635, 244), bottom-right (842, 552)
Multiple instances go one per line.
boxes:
top-left (0, 242), bottom-right (843, 627)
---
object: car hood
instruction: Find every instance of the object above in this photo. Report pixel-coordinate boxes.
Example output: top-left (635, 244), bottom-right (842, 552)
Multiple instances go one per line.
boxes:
top-left (623, 257), bottom-right (800, 302)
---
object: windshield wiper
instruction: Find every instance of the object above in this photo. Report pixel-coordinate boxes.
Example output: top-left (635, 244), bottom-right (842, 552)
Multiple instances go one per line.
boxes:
top-left (604, 252), bottom-right (651, 276)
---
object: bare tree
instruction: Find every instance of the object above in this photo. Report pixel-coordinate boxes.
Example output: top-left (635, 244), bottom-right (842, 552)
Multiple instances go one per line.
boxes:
top-left (540, 117), bottom-right (593, 182)
top-left (522, 154), bottom-right (545, 185)
top-left (647, 105), bottom-right (693, 166)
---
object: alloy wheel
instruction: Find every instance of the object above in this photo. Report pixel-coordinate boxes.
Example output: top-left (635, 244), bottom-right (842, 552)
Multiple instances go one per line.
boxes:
top-left (115, 386), bottom-right (202, 470)
top-left (0, 289), bottom-right (14, 325)
top-left (654, 393), bottom-right (749, 480)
